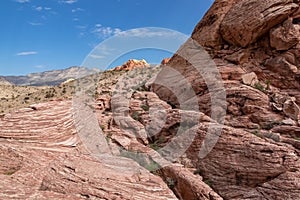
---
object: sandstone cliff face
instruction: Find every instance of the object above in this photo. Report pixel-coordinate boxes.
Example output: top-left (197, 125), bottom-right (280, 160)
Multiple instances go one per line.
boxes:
top-left (152, 0), bottom-right (300, 199)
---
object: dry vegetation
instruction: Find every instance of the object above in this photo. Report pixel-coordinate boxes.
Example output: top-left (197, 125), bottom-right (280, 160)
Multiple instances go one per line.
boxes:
top-left (0, 82), bottom-right (75, 114)
top-left (0, 65), bottom-right (160, 114)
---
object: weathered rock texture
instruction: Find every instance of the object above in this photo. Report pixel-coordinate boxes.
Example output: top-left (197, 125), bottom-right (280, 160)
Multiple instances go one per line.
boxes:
top-left (220, 0), bottom-right (299, 47)
top-left (0, 100), bottom-right (177, 199)
top-left (1, 0), bottom-right (300, 199)
top-left (152, 0), bottom-right (300, 199)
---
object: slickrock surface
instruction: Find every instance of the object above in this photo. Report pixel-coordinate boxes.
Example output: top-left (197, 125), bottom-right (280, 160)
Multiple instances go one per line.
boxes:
top-left (0, 100), bottom-right (177, 199)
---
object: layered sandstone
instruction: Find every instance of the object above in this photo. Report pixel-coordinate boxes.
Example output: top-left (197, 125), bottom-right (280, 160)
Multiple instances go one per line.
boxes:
top-left (152, 0), bottom-right (300, 199)
top-left (1, 0), bottom-right (300, 199)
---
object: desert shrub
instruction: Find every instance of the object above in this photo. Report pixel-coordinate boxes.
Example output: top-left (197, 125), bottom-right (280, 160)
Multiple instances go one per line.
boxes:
top-left (254, 82), bottom-right (265, 92)
top-left (131, 111), bottom-right (141, 121)
top-left (140, 104), bottom-right (149, 112)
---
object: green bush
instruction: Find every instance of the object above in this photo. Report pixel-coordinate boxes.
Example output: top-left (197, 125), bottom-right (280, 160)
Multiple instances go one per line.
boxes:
top-left (131, 111), bottom-right (141, 121)
top-left (254, 82), bottom-right (265, 92)
top-left (140, 104), bottom-right (149, 112)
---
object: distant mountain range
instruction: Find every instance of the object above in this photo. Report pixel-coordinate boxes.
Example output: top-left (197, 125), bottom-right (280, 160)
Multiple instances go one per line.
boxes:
top-left (0, 66), bottom-right (100, 86)
top-left (0, 77), bottom-right (12, 86)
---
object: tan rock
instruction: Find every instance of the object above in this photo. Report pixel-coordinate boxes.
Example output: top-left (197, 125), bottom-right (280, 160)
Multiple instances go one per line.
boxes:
top-left (241, 72), bottom-right (259, 86)
top-left (282, 118), bottom-right (297, 126)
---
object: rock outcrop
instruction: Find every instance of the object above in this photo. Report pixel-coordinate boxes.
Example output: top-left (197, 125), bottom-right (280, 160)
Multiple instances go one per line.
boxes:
top-left (152, 0), bottom-right (300, 199)
top-left (113, 59), bottom-right (150, 71)
top-left (161, 58), bottom-right (171, 65)
top-left (1, 0), bottom-right (300, 199)
top-left (220, 0), bottom-right (298, 47)
top-left (0, 100), bottom-right (177, 199)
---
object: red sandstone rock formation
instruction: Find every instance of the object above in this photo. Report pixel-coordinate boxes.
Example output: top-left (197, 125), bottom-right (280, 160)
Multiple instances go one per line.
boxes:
top-left (0, 100), bottom-right (177, 199)
top-left (161, 58), bottom-right (171, 65)
top-left (1, 0), bottom-right (300, 199)
top-left (113, 59), bottom-right (150, 71)
top-left (151, 0), bottom-right (300, 199)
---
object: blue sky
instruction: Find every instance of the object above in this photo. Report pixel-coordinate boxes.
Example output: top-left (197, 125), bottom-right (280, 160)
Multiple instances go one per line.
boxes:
top-left (0, 0), bottom-right (213, 75)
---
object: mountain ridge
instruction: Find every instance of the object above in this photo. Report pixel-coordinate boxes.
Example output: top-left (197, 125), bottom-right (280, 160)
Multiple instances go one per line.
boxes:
top-left (1, 66), bottom-right (100, 86)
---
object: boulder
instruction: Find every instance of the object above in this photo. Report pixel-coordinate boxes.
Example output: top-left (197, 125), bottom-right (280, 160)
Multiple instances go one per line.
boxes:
top-left (241, 72), bottom-right (259, 86)
top-left (192, 0), bottom-right (237, 49)
top-left (220, 0), bottom-right (298, 47)
top-left (270, 18), bottom-right (300, 51)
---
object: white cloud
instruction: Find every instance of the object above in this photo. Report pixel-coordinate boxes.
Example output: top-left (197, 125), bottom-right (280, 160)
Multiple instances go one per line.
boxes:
top-left (89, 54), bottom-right (105, 59)
top-left (60, 0), bottom-right (78, 4)
top-left (33, 6), bottom-right (52, 12)
top-left (91, 26), bottom-right (180, 40)
top-left (92, 24), bottom-right (122, 39)
top-left (15, 0), bottom-right (30, 3)
top-left (115, 28), bottom-right (181, 38)
top-left (28, 22), bottom-right (43, 26)
top-left (16, 51), bottom-right (38, 56)
top-left (72, 8), bottom-right (84, 12)
top-left (35, 6), bottom-right (43, 11)
top-left (73, 18), bottom-right (79, 21)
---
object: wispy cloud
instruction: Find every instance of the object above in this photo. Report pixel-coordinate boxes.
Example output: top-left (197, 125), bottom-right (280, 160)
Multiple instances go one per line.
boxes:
top-left (91, 24), bottom-right (122, 39)
top-left (16, 51), bottom-right (38, 56)
top-left (60, 0), bottom-right (78, 4)
top-left (28, 22), bottom-right (43, 26)
top-left (115, 28), bottom-right (181, 38)
top-left (89, 54), bottom-right (105, 59)
top-left (35, 6), bottom-right (43, 11)
top-left (91, 26), bottom-right (180, 40)
top-left (72, 8), bottom-right (84, 12)
top-left (15, 0), bottom-right (30, 3)
top-left (33, 6), bottom-right (52, 12)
